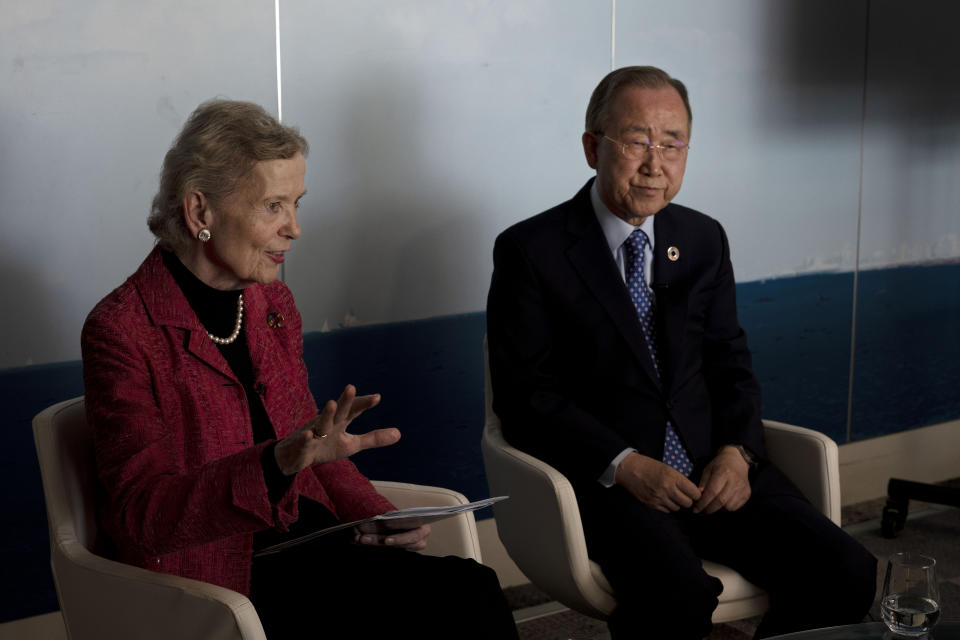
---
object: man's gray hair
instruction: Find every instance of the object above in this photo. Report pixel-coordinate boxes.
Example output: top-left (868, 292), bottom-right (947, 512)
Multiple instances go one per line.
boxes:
top-left (585, 66), bottom-right (692, 134)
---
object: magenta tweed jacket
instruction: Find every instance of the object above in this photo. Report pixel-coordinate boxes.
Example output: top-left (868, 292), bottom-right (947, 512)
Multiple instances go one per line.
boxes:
top-left (81, 247), bottom-right (394, 595)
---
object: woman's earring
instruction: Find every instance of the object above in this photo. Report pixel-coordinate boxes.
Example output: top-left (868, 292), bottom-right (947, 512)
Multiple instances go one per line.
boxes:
top-left (197, 228), bottom-right (211, 243)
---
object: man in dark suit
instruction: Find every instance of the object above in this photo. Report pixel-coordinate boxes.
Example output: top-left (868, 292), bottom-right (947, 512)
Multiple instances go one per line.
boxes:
top-left (486, 66), bottom-right (876, 639)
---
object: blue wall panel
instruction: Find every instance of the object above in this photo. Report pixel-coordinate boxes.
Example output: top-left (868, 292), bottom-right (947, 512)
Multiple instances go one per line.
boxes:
top-left (737, 272), bottom-right (855, 443)
top-left (302, 313), bottom-right (490, 505)
top-left (4, 267), bottom-right (959, 622)
top-left (851, 265), bottom-right (960, 440)
top-left (0, 362), bottom-right (83, 622)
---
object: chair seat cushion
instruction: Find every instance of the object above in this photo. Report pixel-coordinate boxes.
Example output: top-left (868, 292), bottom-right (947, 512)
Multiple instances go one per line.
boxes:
top-left (703, 560), bottom-right (765, 602)
top-left (586, 559), bottom-right (764, 603)
top-left (589, 560), bottom-right (614, 594)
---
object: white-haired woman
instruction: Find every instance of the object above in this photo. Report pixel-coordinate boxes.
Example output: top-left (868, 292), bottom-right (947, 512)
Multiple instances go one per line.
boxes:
top-left (82, 99), bottom-right (517, 639)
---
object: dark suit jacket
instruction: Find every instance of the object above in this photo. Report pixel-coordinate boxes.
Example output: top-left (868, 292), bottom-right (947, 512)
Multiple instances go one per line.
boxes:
top-left (81, 247), bottom-right (393, 595)
top-left (487, 179), bottom-right (768, 489)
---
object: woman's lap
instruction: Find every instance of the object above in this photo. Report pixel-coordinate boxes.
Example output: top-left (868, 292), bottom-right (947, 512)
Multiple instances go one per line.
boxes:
top-left (250, 537), bottom-right (517, 639)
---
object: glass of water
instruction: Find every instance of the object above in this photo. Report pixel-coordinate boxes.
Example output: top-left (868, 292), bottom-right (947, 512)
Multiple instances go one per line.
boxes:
top-left (881, 552), bottom-right (940, 637)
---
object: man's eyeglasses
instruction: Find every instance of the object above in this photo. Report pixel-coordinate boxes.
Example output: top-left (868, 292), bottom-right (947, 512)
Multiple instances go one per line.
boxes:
top-left (600, 134), bottom-right (689, 162)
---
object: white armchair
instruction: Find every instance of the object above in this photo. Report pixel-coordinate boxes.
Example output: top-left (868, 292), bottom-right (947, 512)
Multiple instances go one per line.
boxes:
top-left (33, 396), bottom-right (482, 640)
top-left (480, 350), bottom-right (841, 622)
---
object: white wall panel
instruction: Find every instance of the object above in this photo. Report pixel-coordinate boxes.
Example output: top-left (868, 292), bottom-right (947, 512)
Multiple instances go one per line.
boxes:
top-left (280, 0), bottom-right (610, 331)
top-left (0, 0), bottom-right (277, 367)
top-left (3, 0), bottom-right (957, 369)
top-left (614, 0), bottom-right (867, 282)
top-left (858, 0), bottom-right (960, 268)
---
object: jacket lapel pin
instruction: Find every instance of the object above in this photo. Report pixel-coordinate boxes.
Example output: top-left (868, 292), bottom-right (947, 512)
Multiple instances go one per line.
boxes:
top-left (667, 246), bottom-right (680, 262)
top-left (266, 312), bottom-right (284, 328)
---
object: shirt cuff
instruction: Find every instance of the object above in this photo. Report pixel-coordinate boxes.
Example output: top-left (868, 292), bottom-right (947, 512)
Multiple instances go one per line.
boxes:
top-left (598, 447), bottom-right (637, 487)
top-left (261, 441), bottom-right (295, 504)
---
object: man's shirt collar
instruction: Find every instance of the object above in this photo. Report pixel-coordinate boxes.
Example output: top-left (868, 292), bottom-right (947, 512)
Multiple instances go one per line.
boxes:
top-left (590, 181), bottom-right (656, 254)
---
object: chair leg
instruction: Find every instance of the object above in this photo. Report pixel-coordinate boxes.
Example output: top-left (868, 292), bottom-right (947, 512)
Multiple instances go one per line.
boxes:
top-left (881, 478), bottom-right (960, 538)
top-left (881, 497), bottom-right (907, 539)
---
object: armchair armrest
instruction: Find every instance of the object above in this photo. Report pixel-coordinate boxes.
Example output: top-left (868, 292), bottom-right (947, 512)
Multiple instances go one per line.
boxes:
top-left (371, 480), bottom-right (483, 562)
top-left (762, 420), bottom-right (842, 525)
top-left (50, 523), bottom-right (266, 640)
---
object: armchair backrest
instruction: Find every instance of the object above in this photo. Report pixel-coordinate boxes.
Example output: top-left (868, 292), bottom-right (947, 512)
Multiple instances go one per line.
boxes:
top-left (481, 340), bottom-right (616, 618)
top-left (35, 396), bottom-right (98, 552)
top-left (32, 396), bottom-right (266, 640)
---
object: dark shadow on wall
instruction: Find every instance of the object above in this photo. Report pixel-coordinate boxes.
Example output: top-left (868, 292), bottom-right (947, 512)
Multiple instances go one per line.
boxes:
top-left (763, 0), bottom-right (869, 90)
top-left (769, 0), bottom-right (960, 128)
top-left (861, 0), bottom-right (960, 128)
top-left (751, 0), bottom-right (869, 132)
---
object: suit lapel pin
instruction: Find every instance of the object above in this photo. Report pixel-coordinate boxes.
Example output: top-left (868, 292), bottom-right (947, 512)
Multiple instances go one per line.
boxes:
top-left (266, 312), bottom-right (284, 328)
top-left (667, 246), bottom-right (680, 262)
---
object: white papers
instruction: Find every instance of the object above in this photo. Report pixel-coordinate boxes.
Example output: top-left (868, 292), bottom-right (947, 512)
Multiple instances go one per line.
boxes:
top-left (254, 495), bottom-right (508, 557)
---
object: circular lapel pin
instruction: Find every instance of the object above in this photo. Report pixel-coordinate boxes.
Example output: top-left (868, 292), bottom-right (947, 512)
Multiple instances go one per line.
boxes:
top-left (667, 246), bottom-right (680, 262)
top-left (266, 312), bottom-right (285, 328)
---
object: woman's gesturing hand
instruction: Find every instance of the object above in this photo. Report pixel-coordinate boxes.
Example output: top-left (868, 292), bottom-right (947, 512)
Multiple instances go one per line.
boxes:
top-left (274, 384), bottom-right (401, 475)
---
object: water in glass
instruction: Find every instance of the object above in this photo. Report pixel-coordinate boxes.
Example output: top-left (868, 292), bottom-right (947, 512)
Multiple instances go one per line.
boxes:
top-left (881, 593), bottom-right (941, 637)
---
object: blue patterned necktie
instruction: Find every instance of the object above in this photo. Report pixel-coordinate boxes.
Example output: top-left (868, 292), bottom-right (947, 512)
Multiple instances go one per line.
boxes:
top-left (623, 228), bottom-right (693, 476)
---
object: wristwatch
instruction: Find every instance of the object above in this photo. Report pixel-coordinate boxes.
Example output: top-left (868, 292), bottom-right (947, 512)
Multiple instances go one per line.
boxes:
top-left (732, 444), bottom-right (758, 469)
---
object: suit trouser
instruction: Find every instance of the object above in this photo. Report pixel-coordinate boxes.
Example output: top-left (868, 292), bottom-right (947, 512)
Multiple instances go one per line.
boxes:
top-left (576, 467), bottom-right (877, 640)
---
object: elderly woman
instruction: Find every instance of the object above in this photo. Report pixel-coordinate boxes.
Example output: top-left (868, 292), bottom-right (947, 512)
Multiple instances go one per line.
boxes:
top-left (81, 100), bottom-right (517, 639)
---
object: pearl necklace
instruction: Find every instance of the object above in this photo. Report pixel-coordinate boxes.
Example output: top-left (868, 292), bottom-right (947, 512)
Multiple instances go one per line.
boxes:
top-left (206, 294), bottom-right (244, 345)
